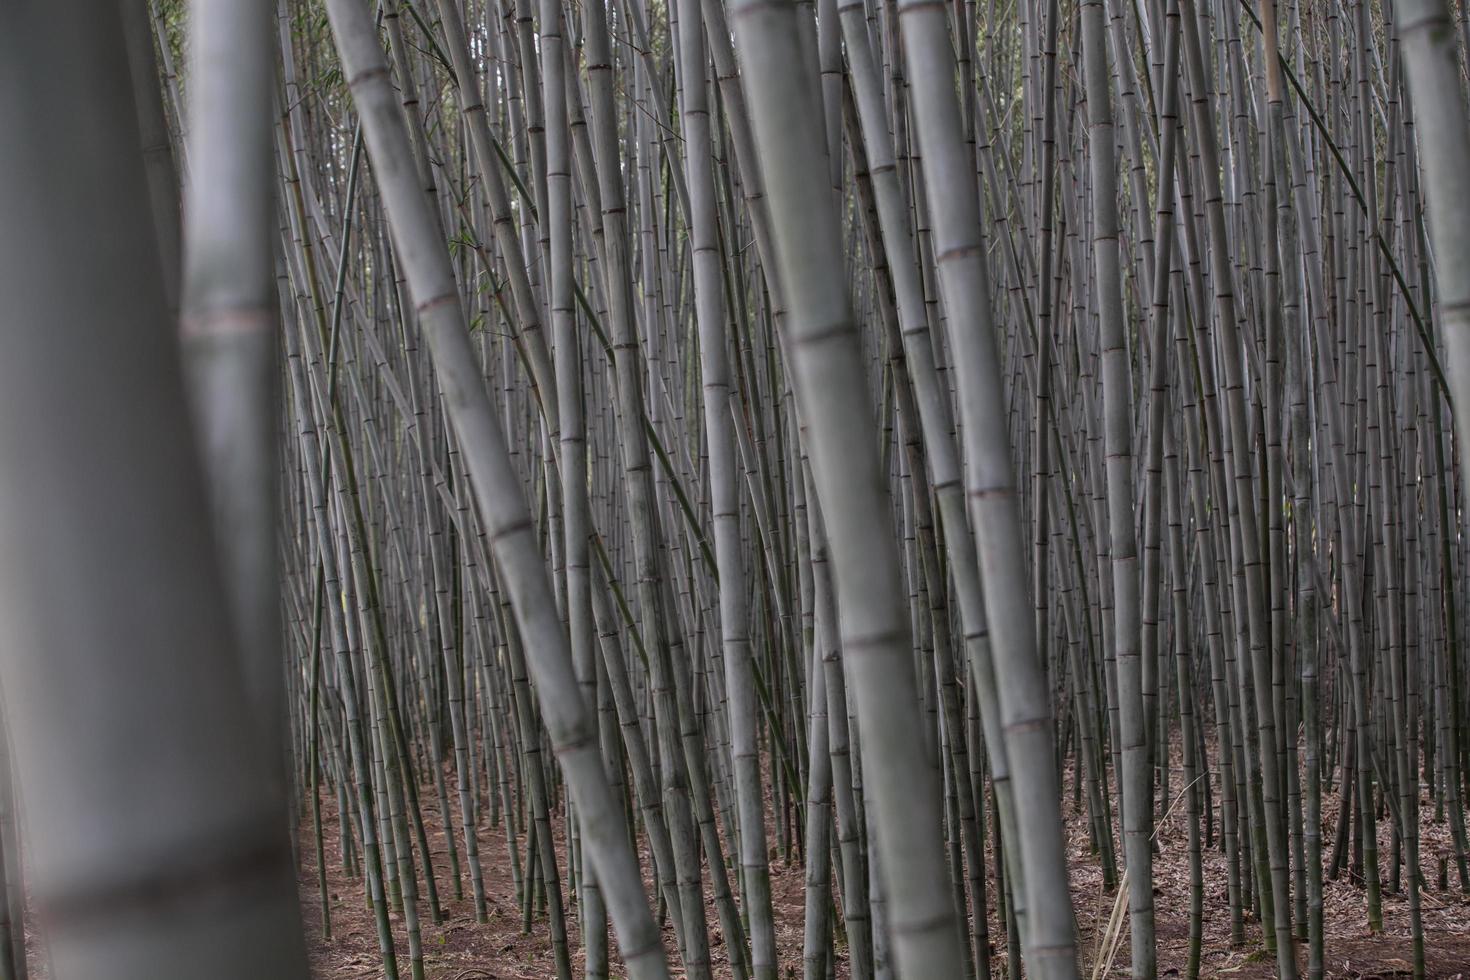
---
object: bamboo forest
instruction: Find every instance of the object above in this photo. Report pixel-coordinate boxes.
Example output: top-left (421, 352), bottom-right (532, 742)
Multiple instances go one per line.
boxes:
top-left (10, 0), bottom-right (1470, 977)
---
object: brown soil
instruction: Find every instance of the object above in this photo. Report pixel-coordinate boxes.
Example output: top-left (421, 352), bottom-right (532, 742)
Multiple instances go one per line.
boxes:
top-left (297, 743), bottom-right (1470, 979)
top-left (297, 780), bottom-right (825, 980)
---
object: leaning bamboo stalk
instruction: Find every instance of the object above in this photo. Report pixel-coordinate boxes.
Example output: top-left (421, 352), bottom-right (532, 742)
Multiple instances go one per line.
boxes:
top-left (316, 3), bottom-right (669, 976)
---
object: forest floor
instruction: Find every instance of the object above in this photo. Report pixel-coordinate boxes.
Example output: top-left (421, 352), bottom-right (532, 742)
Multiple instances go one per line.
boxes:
top-left (296, 740), bottom-right (1470, 978)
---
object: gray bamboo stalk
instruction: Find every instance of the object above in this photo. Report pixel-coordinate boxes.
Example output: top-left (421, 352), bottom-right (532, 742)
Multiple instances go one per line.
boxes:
top-left (180, 0), bottom-right (284, 774)
top-left (1397, 0), bottom-right (1470, 552)
top-left (674, 2), bottom-right (779, 975)
top-left (726, 2), bottom-right (965, 976)
top-left (837, 25), bottom-right (1016, 972)
top-left (430, 0), bottom-right (559, 437)
top-left (122, 0), bottom-right (182, 315)
top-left (1081, 0), bottom-right (1153, 971)
top-left (1177, 2), bottom-right (1297, 969)
top-left (538, 1), bottom-right (602, 975)
top-left (894, 2), bottom-right (1081, 975)
top-left (0, 6), bottom-right (309, 976)
top-left (317, 3), bottom-right (670, 975)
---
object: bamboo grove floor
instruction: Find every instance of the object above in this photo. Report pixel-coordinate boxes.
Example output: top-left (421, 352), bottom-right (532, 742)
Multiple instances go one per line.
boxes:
top-left (294, 740), bottom-right (1470, 979)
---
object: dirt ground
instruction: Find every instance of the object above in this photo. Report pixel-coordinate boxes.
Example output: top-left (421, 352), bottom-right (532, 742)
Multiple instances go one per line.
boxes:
top-left (295, 743), bottom-right (1470, 979)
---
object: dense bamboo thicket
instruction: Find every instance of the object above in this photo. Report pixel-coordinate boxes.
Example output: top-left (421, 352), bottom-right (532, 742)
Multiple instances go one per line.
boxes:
top-left (6, 0), bottom-right (1470, 978)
